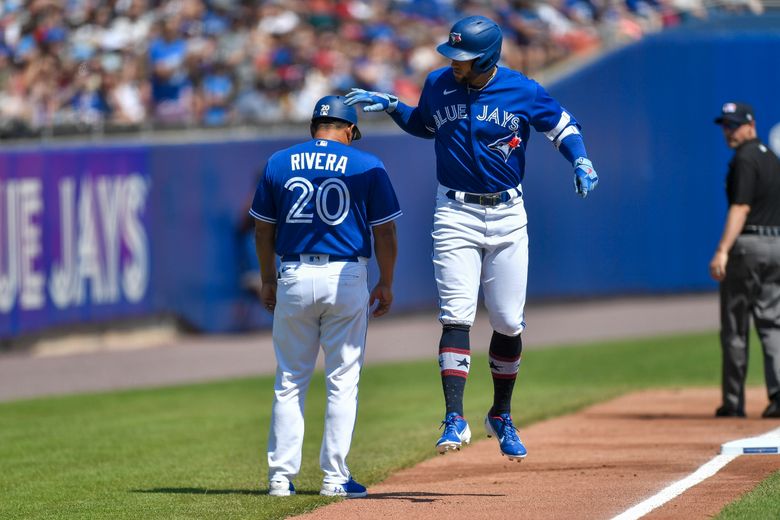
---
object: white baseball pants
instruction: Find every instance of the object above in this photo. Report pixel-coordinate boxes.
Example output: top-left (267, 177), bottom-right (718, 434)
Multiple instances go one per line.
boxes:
top-left (432, 185), bottom-right (529, 336)
top-left (267, 256), bottom-right (369, 485)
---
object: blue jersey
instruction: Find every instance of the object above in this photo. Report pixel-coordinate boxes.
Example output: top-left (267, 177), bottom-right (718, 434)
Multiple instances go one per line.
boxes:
top-left (250, 139), bottom-right (402, 258)
top-left (391, 66), bottom-right (585, 193)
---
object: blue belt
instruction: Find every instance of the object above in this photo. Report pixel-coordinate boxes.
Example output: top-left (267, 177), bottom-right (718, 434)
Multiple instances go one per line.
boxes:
top-left (281, 254), bottom-right (359, 263)
top-left (445, 187), bottom-right (521, 206)
top-left (742, 225), bottom-right (780, 237)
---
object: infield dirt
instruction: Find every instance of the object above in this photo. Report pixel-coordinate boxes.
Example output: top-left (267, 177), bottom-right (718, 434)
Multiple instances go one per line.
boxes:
top-left (293, 388), bottom-right (780, 520)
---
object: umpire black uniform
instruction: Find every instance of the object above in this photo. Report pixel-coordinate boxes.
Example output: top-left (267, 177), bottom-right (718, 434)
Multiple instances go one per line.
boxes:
top-left (710, 102), bottom-right (780, 418)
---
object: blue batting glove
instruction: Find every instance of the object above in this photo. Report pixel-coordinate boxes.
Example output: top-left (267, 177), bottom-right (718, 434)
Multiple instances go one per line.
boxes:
top-left (344, 88), bottom-right (398, 113)
top-left (573, 157), bottom-right (598, 198)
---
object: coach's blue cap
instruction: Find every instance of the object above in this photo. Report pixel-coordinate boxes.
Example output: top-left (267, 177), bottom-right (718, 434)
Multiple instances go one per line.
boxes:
top-left (312, 95), bottom-right (361, 140)
top-left (714, 102), bottom-right (754, 126)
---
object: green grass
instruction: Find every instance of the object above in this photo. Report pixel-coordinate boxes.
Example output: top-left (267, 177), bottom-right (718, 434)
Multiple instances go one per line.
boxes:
top-left (716, 470), bottom-right (780, 519)
top-left (0, 331), bottom-right (776, 519)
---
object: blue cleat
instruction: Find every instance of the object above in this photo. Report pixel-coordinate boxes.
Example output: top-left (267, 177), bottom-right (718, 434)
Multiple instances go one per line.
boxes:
top-left (320, 476), bottom-right (367, 498)
top-left (436, 412), bottom-right (472, 454)
top-left (268, 480), bottom-right (295, 496)
top-left (485, 413), bottom-right (527, 461)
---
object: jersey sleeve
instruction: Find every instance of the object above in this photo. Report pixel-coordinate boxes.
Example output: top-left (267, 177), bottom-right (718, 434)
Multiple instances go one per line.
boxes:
top-left (558, 133), bottom-right (588, 164)
top-left (249, 163), bottom-right (277, 223)
top-left (389, 75), bottom-right (436, 139)
top-left (367, 162), bottom-right (403, 226)
top-left (731, 156), bottom-right (758, 206)
top-left (530, 82), bottom-right (582, 149)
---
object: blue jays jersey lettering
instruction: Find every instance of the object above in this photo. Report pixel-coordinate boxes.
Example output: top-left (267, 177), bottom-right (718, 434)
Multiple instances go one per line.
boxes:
top-left (250, 139), bottom-right (401, 258)
top-left (396, 66), bottom-right (580, 193)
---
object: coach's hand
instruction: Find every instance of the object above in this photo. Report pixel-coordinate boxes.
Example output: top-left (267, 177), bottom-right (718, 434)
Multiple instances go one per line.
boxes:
top-left (260, 281), bottom-right (277, 313)
top-left (573, 157), bottom-right (598, 198)
top-left (369, 284), bottom-right (393, 317)
top-left (345, 88), bottom-right (398, 113)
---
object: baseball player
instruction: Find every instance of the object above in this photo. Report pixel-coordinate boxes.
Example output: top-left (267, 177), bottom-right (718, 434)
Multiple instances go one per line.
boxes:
top-left (251, 95), bottom-right (401, 497)
top-left (346, 15), bottom-right (598, 461)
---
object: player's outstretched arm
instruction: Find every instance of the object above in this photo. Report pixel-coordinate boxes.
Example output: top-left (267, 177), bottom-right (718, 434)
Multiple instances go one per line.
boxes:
top-left (345, 88), bottom-right (434, 139)
top-left (345, 88), bottom-right (399, 113)
top-left (254, 220), bottom-right (278, 312)
top-left (370, 221), bottom-right (397, 318)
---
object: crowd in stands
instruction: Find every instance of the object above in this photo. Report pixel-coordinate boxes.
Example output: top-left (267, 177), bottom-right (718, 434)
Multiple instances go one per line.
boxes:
top-left (0, 0), bottom-right (766, 138)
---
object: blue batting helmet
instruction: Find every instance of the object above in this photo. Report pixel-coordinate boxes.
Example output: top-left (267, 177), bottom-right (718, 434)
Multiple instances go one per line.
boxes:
top-left (436, 15), bottom-right (502, 74)
top-left (312, 95), bottom-right (361, 140)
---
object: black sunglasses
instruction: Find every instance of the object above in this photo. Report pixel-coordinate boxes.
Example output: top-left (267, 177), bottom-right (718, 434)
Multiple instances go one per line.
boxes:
top-left (721, 121), bottom-right (743, 130)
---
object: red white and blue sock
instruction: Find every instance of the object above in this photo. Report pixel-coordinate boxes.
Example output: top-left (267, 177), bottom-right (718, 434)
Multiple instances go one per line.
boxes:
top-left (488, 331), bottom-right (522, 416)
top-left (439, 325), bottom-right (470, 416)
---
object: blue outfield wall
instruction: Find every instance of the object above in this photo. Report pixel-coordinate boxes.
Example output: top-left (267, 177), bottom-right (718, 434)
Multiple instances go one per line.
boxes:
top-left (1, 14), bottom-right (779, 337)
top-left (0, 136), bottom-right (439, 337)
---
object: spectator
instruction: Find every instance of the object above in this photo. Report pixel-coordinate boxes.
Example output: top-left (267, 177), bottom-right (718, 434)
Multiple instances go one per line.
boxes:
top-left (103, 0), bottom-right (154, 52)
top-left (67, 57), bottom-right (110, 126)
top-left (105, 53), bottom-right (150, 126)
top-left (0, 68), bottom-right (33, 137)
top-left (148, 14), bottom-right (194, 125)
top-left (197, 61), bottom-right (236, 126)
top-left (0, 0), bottom-right (763, 138)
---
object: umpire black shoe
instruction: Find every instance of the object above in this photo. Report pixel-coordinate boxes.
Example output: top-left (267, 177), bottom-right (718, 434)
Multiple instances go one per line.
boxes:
top-left (715, 405), bottom-right (745, 418)
top-left (762, 399), bottom-right (780, 418)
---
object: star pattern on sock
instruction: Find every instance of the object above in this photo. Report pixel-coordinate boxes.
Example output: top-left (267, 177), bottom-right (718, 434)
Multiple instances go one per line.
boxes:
top-left (457, 358), bottom-right (470, 368)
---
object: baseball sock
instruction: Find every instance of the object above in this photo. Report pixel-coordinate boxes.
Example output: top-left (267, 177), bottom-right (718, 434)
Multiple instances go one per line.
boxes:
top-left (439, 324), bottom-right (471, 417)
top-left (488, 331), bottom-right (522, 416)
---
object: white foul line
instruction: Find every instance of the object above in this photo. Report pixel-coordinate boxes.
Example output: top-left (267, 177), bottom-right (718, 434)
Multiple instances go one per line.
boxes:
top-left (610, 454), bottom-right (738, 520)
top-left (611, 426), bottom-right (780, 520)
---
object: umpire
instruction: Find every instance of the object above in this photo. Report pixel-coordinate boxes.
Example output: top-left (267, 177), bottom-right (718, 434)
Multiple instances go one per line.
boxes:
top-left (710, 102), bottom-right (780, 419)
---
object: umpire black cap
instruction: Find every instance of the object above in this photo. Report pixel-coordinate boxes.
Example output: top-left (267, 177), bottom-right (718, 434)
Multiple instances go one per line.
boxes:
top-left (714, 102), bottom-right (754, 126)
top-left (312, 95), bottom-right (361, 140)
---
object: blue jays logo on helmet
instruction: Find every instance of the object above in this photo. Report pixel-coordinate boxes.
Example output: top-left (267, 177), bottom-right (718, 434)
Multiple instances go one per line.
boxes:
top-left (437, 15), bottom-right (502, 74)
top-left (312, 95), bottom-right (361, 140)
top-left (488, 132), bottom-right (522, 162)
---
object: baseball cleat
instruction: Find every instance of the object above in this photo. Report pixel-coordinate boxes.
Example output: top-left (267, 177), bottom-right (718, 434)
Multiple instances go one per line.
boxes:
top-left (320, 476), bottom-right (367, 498)
top-left (268, 480), bottom-right (296, 496)
top-left (436, 412), bottom-right (472, 454)
top-left (715, 405), bottom-right (746, 418)
top-left (485, 413), bottom-right (527, 461)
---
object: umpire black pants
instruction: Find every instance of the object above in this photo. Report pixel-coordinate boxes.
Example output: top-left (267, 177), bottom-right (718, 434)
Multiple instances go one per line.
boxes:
top-left (720, 234), bottom-right (780, 412)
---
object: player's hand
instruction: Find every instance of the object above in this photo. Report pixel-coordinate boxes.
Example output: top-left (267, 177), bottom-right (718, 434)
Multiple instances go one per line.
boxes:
top-left (344, 88), bottom-right (398, 113)
top-left (260, 281), bottom-right (277, 313)
top-left (573, 157), bottom-right (598, 198)
top-left (369, 284), bottom-right (393, 317)
top-left (709, 250), bottom-right (728, 281)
